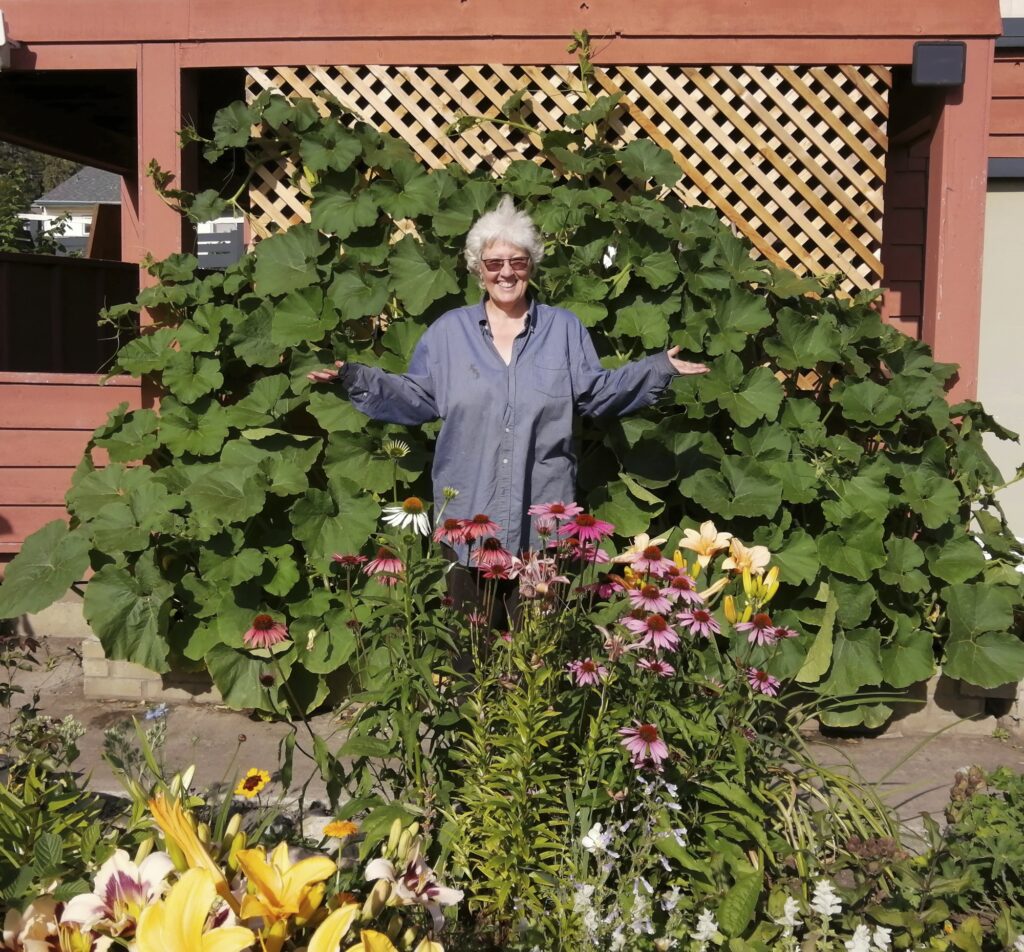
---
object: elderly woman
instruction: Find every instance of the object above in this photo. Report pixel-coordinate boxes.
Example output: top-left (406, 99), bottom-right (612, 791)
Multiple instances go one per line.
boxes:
top-left (309, 195), bottom-right (708, 570)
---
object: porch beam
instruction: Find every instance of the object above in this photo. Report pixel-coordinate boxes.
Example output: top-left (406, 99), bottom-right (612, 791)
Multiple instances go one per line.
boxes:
top-left (921, 38), bottom-right (994, 402)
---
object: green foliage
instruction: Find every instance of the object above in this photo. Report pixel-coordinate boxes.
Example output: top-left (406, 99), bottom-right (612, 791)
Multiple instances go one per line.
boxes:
top-left (0, 71), bottom-right (1022, 725)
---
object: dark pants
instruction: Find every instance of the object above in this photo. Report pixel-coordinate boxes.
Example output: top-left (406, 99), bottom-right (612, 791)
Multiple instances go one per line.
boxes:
top-left (442, 546), bottom-right (519, 633)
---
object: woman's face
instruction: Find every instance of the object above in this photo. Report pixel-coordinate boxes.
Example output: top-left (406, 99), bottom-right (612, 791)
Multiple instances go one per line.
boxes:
top-left (480, 240), bottom-right (531, 311)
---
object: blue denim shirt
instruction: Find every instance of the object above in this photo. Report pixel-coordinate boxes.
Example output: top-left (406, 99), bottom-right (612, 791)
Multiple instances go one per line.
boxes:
top-left (339, 300), bottom-right (677, 560)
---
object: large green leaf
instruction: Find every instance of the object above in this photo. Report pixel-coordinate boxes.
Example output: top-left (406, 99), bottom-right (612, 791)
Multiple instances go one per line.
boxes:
top-left (311, 187), bottom-right (379, 239)
top-left (0, 522), bottom-right (90, 618)
top-left (611, 299), bottom-right (669, 348)
top-left (327, 270), bottom-right (390, 321)
top-left (901, 470), bottom-right (961, 530)
top-left (772, 529), bottom-right (819, 585)
top-left (763, 307), bottom-right (841, 370)
top-left (187, 466), bottom-right (268, 529)
top-left (834, 380), bottom-right (902, 426)
top-left (162, 354), bottom-right (224, 403)
top-left (926, 535), bottom-right (987, 584)
top-left (272, 287), bottom-right (328, 349)
top-left (707, 287), bottom-right (773, 355)
top-left (717, 366), bottom-right (784, 428)
top-left (943, 630), bottom-right (1024, 689)
top-left (817, 516), bottom-right (886, 581)
top-left (819, 628), bottom-right (884, 696)
top-left (878, 537), bottom-right (929, 593)
top-left (291, 481), bottom-right (380, 570)
top-left (681, 456), bottom-right (782, 520)
top-left (206, 643), bottom-right (289, 709)
top-left (796, 583), bottom-right (838, 684)
top-left (617, 139), bottom-right (682, 187)
top-left (83, 560), bottom-right (173, 673)
top-left (717, 868), bottom-right (763, 938)
top-left (389, 238), bottom-right (459, 316)
top-left (253, 225), bottom-right (325, 295)
top-left (590, 479), bottom-right (660, 537)
top-left (880, 628), bottom-right (935, 689)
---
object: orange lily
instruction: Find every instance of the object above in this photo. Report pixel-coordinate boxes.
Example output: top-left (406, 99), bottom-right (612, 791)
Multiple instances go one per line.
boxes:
top-left (149, 793), bottom-right (235, 910)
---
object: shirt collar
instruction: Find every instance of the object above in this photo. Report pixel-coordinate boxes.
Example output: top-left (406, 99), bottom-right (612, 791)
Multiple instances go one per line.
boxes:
top-left (477, 298), bottom-right (536, 338)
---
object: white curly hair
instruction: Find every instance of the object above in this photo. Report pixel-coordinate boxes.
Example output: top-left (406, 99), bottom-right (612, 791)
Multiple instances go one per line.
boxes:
top-left (464, 194), bottom-right (545, 278)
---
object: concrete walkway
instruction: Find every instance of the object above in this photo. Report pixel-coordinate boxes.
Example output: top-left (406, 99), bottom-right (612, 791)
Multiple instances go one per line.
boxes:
top-left (7, 636), bottom-right (1023, 828)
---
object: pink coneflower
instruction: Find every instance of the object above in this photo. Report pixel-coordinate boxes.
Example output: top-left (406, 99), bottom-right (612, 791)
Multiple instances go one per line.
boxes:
top-left (433, 518), bottom-right (467, 546)
top-left (558, 513), bottom-right (615, 544)
top-left (331, 553), bottom-right (368, 568)
top-left (618, 722), bottom-right (669, 766)
top-left (534, 515), bottom-right (557, 537)
top-left (243, 614), bottom-right (289, 649)
top-left (601, 628), bottom-right (635, 662)
top-left (746, 667), bottom-right (780, 697)
top-left (462, 513), bottom-right (502, 541)
top-left (628, 545), bottom-right (677, 578)
top-left (622, 613), bottom-right (679, 651)
top-left (773, 625), bottom-right (799, 640)
top-left (676, 607), bottom-right (721, 639)
top-left (472, 536), bottom-right (513, 571)
top-left (567, 658), bottom-right (608, 687)
top-left (364, 546), bottom-right (405, 586)
top-left (466, 611), bottom-right (488, 629)
top-left (528, 500), bottom-right (583, 521)
top-left (637, 657), bottom-right (675, 678)
top-left (628, 584), bottom-right (673, 614)
top-left (736, 612), bottom-right (777, 646)
top-left (481, 562), bottom-right (512, 580)
top-left (663, 573), bottom-right (704, 606)
top-left (515, 554), bottom-right (569, 599)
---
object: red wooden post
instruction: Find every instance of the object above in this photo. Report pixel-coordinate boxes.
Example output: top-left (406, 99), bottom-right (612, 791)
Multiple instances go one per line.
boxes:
top-left (921, 38), bottom-right (994, 403)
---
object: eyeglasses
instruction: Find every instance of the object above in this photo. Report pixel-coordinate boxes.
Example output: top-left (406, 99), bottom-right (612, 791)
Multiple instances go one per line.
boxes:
top-left (481, 256), bottom-right (531, 274)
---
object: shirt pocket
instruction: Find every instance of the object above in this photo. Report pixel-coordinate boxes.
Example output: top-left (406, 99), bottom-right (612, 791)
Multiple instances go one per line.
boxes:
top-left (532, 358), bottom-right (572, 399)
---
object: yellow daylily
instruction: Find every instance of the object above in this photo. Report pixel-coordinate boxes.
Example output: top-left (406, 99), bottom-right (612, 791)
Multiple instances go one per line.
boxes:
top-left (721, 538), bottom-right (771, 577)
top-left (306, 903), bottom-right (360, 952)
top-left (347, 931), bottom-right (399, 952)
top-left (678, 521), bottom-right (733, 570)
top-left (135, 867), bottom-right (255, 952)
top-left (149, 793), bottom-right (235, 909)
top-left (235, 841), bottom-right (336, 934)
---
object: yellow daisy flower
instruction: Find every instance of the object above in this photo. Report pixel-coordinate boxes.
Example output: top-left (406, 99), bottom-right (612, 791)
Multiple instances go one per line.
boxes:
top-left (235, 768), bottom-right (271, 799)
top-left (323, 820), bottom-right (359, 839)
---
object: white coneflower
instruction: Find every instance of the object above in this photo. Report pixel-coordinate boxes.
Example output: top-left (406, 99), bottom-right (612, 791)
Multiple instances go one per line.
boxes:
top-left (380, 438), bottom-right (410, 459)
top-left (1013, 936), bottom-right (1024, 952)
top-left (381, 496), bottom-right (430, 535)
top-left (810, 879), bottom-right (843, 919)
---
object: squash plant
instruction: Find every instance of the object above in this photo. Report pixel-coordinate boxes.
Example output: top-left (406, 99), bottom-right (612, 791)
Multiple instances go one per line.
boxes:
top-left (0, 81), bottom-right (1021, 726)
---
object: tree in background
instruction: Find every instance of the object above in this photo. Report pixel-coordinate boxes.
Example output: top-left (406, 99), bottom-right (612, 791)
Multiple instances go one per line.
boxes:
top-left (0, 142), bottom-right (81, 253)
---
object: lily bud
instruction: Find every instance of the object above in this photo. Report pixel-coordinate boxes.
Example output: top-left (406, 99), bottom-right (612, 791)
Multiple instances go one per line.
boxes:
top-left (386, 910), bottom-right (403, 940)
top-left (742, 567), bottom-right (753, 597)
top-left (741, 603), bottom-right (753, 623)
top-left (396, 829), bottom-right (412, 863)
top-left (164, 836), bottom-right (188, 873)
top-left (134, 836), bottom-right (154, 865)
top-left (363, 879), bottom-right (392, 919)
top-left (723, 595), bottom-right (738, 624)
top-left (764, 565), bottom-right (780, 600)
top-left (386, 818), bottom-right (403, 856)
top-left (197, 821), bottom-right (211, 845)
top-left (226, 830), bottom-right (246, 873)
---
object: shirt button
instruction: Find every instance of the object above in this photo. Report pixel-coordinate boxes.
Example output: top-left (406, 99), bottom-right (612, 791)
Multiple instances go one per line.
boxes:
top-left (502, 458), bottom-right (508, 464)
top-left (505, 427), bottom-right (510, 432)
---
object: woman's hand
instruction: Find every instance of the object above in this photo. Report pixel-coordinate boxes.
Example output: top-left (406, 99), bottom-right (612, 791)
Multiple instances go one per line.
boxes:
top-left (307, 360), bottom-right (345, 383)
top-left (666, 346), bottom-right (709, 376)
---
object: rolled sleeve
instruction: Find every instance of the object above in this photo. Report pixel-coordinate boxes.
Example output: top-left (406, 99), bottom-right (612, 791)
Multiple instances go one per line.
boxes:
top-left (339, 337), bottom-right (439, 425)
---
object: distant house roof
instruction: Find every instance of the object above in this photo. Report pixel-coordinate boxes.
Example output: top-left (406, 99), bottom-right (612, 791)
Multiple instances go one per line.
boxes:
top-left (34, 167), bottom-right (121, 206)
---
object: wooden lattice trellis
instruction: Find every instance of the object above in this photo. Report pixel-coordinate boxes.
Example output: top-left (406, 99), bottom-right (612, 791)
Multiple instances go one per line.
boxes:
top-left (245, 63), bottom-right (889, 293)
